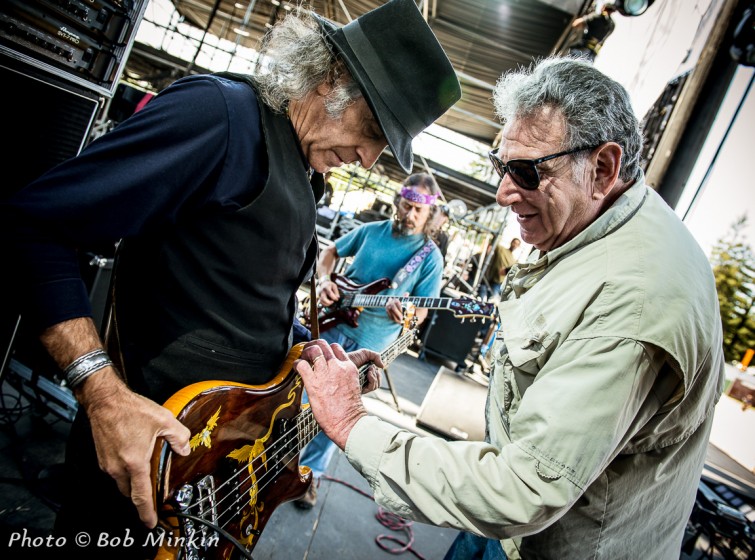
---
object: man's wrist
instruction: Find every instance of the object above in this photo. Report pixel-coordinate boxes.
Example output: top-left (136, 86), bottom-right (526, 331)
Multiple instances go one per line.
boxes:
top-left (64, 349), bottom-right (113, 389)
top-left (73, 366), bottom-right (124, 414)
top-left (318, 274), bottom-right (331, 284)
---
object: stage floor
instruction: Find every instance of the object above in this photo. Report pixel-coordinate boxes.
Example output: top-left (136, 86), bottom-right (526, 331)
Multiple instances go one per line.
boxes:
top-left (1, 347), bottom-right (752, 559)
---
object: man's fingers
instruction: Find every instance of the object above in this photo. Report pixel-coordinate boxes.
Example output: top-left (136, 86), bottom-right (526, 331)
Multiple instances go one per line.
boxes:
top-left (320, 284), bottom-right (340, 305)
top-left (301, 339), bottom-right (332, 362)
top-left (362, 367), bottom-right (381, 393)
top-left (162, 420), bottom-right (192, 456)
top-left (331, 343), bottom-right (348, 361)
top-left (130, 469), bottom-right (158, 528)
top-left (294, 358), bottom-right (314, 377)
top-left (348, 348), bottom-right (384, 369)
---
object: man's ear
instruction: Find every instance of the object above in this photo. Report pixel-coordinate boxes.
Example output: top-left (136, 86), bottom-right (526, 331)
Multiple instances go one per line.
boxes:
top-left (316, 80), bottom-right (332, 97)
top-left (592, 142), bottom-right (623, 200)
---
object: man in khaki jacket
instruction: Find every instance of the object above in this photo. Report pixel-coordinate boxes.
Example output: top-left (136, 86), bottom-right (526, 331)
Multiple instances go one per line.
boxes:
top-left (296, 57), bottom-right (724, 559)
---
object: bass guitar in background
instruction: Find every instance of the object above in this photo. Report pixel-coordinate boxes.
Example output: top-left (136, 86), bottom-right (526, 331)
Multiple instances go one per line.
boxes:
top-left (314, 273), bottom-right (497, 333)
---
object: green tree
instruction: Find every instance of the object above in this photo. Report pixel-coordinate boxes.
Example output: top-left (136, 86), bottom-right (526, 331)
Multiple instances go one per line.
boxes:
top-left (709, 215), bottom-right (755, 363)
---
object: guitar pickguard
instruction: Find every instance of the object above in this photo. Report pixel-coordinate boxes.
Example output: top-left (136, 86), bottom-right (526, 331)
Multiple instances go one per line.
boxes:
top-left (317, 275), bottom-right (393, 332)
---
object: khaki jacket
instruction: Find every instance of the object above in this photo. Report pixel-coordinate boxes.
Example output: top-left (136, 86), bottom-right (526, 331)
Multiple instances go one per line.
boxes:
top-left (346, 178), bottom-right (725, 559)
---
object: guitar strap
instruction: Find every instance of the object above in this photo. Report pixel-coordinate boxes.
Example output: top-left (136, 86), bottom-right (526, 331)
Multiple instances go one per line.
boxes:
top-left (391, 238), bottom-right (437, 290)
top-left (102, 240), bottom-right (128, 383)
top-left (309, 234), bottom-right (321, 340)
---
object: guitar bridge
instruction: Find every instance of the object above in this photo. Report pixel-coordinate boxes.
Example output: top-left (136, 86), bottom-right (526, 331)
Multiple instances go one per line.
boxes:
top-left (172, 476), bottom-right (221, 557)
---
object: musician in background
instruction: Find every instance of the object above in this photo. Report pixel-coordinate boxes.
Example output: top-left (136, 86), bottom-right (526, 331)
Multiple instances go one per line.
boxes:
top-left (479, 237), bottom-right (521, 302)
top-left (295, 172), bottom-right (444, 509)
top-left (0, 0), bottom-right (460, 555)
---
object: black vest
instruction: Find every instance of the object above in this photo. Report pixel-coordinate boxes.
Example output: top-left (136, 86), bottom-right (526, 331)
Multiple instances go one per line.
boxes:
top-left (114, 84), bottom-right (320, 402)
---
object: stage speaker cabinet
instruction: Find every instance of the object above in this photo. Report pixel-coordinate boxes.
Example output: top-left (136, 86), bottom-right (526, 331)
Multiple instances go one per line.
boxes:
top-left (1, 55), bottom-right (101, 198)
top-left (416, 366), bottom-right (488, 441)
top-left (420, 308), bottom-right (483, 366)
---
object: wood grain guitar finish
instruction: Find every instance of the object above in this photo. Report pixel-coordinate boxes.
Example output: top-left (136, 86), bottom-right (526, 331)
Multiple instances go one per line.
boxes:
top-left (151, 326), bottom-right (418, 559)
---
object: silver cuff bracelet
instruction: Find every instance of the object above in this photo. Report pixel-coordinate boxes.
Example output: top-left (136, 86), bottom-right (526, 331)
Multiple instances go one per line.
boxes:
top-left (64, 349), bottom-right (113, 389)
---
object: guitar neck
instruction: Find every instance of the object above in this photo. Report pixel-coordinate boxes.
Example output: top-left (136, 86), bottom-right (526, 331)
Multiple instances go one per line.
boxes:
top-left (349, 294), bottom-right (454, 311)
top-left (296, 329), bottom-right (416, 449)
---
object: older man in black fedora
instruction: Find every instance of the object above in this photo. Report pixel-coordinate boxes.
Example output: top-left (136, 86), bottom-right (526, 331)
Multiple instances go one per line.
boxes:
top-left (2, 0), bottom-right (460, 556)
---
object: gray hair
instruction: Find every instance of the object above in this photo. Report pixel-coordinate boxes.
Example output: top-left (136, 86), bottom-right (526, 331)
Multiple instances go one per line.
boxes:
top-left (253, 8), bottom-right (362, 117)
top-left (492, 57), bottom-right (643, 182)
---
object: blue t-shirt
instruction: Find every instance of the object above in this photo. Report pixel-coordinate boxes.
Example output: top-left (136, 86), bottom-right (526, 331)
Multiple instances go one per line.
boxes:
top-left (333, 220), bottom-right (443, 351)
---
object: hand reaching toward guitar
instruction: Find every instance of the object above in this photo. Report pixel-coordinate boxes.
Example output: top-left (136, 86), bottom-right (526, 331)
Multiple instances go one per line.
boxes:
top-left (75, 367), bottom-right (191, 528)
top-left (318, 277), bottom-right (341, 306)
top-left (294, 340), bottom-right (383, 449)
top-left (386, 293), bottom-right (410, 323)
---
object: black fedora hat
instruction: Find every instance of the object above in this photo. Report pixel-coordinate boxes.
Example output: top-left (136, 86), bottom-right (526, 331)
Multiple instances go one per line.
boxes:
top-left (313, 0), bottom-right (461, 173)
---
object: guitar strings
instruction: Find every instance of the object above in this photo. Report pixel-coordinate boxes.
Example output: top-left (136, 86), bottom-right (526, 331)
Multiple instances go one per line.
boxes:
top-left (180, 402), bottom-right (319, 521)
top-left (171, 331), bottom-right (416, 534)
top-left (213, 418), bottom-right (318, 530)
top-left (182, 337), bottom-right (408, 522)
top-left (186, 330), bottom-right (414, 518)
top-left (207, 337), bottom-right (412, 526)
top-left (175, 372), bottom-right (352, 524)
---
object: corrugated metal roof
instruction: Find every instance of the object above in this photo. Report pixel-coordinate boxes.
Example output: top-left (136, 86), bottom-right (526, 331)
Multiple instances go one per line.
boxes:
top-left (126, 0), bottom-right (593, 208)
top-left (166, 0), bottom-right (586, 146)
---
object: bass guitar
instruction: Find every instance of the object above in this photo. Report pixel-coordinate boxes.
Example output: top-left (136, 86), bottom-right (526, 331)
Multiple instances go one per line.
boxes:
top-left (151, 320), bottom-right (419, 560)
top-left (317, 273), bottom-right (496, 332)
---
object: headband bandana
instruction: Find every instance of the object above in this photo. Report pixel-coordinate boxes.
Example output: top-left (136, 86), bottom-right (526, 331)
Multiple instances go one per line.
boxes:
top-left (401, 186), bottom-right (438, 205)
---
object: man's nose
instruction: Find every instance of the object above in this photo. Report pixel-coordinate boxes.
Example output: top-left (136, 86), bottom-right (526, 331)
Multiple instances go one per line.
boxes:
top-left (358, 141), bottom-right (388, 169)
top-left (407, 206), bottom-right (422, 219)
top-left (495, 175), bottom-right (523, 208)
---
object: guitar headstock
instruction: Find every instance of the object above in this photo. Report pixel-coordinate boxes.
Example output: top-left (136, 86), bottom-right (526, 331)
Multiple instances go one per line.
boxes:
top-left (449, 298), bottom-right (497, 321)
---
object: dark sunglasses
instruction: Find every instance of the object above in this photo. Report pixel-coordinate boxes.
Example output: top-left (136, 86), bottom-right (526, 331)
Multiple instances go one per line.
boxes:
top-left (488, 143), bottom-right (604, 190)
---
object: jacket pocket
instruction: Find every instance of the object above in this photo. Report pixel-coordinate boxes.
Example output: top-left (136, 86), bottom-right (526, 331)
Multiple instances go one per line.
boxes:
top-left (498, 299), bottom-right (558, 376)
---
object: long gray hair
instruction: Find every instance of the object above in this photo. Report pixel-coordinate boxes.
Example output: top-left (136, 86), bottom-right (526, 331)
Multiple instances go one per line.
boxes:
top-left (492, 57), bottom-right (643, 183)
top-left (253, 8), bottom-right (362, 117)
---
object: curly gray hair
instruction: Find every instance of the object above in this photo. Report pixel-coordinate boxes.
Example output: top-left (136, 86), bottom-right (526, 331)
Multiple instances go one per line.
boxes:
top-left (492, 56), bottom-right (643, 183)
top-left (253, 7), bottom-right (362, 117)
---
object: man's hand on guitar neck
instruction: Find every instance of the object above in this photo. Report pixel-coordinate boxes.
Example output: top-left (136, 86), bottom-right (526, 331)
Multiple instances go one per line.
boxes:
top-left (317, 275), bottom-right (340, 306)
top-left (294, 340), bottom-right (383, 449)
top-left (385, 294), bottom-right (407, 323)
top-left (385, 293), bottom-right (428, 326)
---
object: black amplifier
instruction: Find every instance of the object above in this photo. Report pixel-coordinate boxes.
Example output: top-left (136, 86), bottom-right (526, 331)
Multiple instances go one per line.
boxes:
top-left (0, 0), bottom-right (147, 97)
top-left (14, 0), bottom-right (132, 44)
